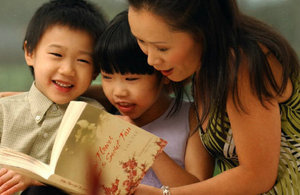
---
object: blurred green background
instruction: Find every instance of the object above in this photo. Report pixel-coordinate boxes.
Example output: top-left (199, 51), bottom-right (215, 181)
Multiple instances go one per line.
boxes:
top-left (0, 0), bottom-right (299, 91)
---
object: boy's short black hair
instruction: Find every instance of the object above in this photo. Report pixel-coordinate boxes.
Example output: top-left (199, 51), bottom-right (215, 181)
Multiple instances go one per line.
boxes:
top-left (95, 10), bottom-right (155, 75)
top-left (24, 0), bottom-right (107, 75)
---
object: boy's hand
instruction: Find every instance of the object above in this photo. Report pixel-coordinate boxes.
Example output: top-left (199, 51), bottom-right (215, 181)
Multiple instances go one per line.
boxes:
top-left (0, 168), bottom-right (42, 195)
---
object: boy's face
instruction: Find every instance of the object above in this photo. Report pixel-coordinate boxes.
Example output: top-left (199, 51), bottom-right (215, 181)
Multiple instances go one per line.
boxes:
top-left (101, 71), bottom-right (170, 126)
top-left (25, 25), bottom-right (96, 104)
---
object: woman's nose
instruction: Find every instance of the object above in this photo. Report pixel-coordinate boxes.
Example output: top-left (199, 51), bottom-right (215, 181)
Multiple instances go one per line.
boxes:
top-left (147, 50), bottom-right (162, 68)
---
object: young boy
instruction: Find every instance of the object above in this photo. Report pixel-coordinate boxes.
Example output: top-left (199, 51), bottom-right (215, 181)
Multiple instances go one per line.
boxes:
top-left (0, 0), bottom-right (107, 194)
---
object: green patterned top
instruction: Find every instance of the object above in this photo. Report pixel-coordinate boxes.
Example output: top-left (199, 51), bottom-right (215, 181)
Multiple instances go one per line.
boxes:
top-left (199, 77), bottom-right (300, 194)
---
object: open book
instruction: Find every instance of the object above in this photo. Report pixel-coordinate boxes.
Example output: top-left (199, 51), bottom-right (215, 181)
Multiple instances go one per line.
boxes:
top-left (0, 101), bottom-right (166, 194)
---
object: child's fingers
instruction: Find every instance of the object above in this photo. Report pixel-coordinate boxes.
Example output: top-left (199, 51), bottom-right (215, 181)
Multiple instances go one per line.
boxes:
top-left (116, 115), bottom-right (134, 124)
top-left (0, 182), bottom-right (20, 195)
top-left (0, 176), bottom-right (18, 194)
top-left (0, 169), bottom-right (12, 186)
top-left (0, 171), bottom-right (32, 194)
top-left (0, 168), bottom-right (8, 176)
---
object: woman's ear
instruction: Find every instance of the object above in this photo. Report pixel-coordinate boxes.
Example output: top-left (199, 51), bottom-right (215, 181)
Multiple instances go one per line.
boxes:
top-left (24, 41), bottom-right (34, 67)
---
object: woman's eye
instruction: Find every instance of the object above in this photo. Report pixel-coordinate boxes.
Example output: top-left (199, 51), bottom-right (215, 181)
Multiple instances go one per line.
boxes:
top-left (137, 39), bottom-right (145, 44)
top-left (50, 53), bottom-right (62, 57)
top-left (158, 48), bottom-right (168, 52)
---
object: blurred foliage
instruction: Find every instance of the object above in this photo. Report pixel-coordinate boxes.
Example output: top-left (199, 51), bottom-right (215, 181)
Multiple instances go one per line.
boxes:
top-left (0, 0), bottom-right (299, 91)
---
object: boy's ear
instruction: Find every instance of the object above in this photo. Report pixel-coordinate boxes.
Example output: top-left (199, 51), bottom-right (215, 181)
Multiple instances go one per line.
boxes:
top-left (24, 41), bottom-right (34, 67)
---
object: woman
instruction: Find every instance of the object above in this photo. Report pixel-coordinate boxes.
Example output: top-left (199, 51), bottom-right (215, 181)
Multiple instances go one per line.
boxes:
top-left (127, 0), bottom-right (300, 194)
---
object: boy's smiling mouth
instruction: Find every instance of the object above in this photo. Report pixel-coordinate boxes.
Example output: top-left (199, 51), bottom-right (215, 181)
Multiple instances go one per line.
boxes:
top-left (53, 80), bottom-right (74, 88)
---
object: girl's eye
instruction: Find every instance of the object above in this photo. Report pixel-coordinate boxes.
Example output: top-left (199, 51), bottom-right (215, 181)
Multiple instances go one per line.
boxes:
top-left (50, 53), bottom-right (62, 57)
top-left (102, 75), bottom-right (112, 79)
top-left (126, 78), bottom-right (138, 81)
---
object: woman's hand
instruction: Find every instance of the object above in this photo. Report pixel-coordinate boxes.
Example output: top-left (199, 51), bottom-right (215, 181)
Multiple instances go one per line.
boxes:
top-left (133, 184), bottom-right (162, 195)
top-left (0, 168), bottom-right (42, 195)
top-left (0, 92), bottom-right (22, 98)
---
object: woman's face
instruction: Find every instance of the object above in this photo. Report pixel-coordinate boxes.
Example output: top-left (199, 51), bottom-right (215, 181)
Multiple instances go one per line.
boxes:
top-left (128, 7), bottom-right (202, 82)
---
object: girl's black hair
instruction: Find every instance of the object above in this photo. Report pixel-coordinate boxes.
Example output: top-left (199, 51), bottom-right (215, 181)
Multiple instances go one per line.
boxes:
top-left (95, 10), bottom-right (189, 115)
top-left (95, 10), bottom-right (154, 75)
top-left (128, 0), bottom-right (299, 128)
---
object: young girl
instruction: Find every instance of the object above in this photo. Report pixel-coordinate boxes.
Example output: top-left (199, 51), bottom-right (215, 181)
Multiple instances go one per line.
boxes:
top-left (94, 10), bottom-right (213, 188)
top-left (127, 0), bottom-right (300, 194)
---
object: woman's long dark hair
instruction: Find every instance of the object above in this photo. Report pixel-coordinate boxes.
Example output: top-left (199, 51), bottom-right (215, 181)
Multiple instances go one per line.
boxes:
top-left (128, 0), bottom-right (299, 128)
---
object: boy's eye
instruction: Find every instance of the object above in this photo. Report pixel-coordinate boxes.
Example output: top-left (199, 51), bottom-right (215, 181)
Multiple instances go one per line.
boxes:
top-left (50, 53), bottom-right (62, 57)
top-left (78, 59), bottom-right (90, 64)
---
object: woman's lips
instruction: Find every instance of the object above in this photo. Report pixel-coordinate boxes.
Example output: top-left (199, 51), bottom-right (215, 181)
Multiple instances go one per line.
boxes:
top-left (160, 68), bottom-right (173, 77)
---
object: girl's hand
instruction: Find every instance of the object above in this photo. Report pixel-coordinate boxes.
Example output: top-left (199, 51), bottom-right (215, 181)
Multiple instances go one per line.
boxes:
top-left (116, 115), bottom-right (135, 124)
top-left (0, 168), bottom-right (42, 195)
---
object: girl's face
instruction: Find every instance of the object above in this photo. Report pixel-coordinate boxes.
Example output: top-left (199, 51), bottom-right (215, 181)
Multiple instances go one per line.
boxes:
top-left (128, 7), bottom-right (202, 82)
top-left (101, 71), bottom-right (170, 126)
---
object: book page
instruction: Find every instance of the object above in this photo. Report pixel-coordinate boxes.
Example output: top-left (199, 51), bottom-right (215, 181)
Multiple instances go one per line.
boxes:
top-left (54, 102), bottom-right (166, 194)
top-left (0, 146), bottom-right (51, 178)
top-left (50, 101), bottom-right (87, 169)
top-left (0, 146), bottom-right (86, 195)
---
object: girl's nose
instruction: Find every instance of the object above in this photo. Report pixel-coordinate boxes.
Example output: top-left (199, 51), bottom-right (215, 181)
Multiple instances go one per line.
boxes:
top-left (113, 84), bottom-right (129, 98)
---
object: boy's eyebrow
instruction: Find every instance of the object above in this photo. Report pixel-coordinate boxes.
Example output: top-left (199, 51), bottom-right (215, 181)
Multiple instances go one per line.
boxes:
top-left (48, 44), bottom-right (64, 49)
top-left (48, 44), bottom-right (93, 55)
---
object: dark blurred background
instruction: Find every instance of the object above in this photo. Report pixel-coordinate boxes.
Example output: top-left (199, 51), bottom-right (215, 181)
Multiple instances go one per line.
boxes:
top-left (0, 0), bottom-right (299, 91)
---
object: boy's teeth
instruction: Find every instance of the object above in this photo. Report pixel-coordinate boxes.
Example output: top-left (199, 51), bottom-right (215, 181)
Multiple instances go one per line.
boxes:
top-left (55, 81), bottom-right (72, 88)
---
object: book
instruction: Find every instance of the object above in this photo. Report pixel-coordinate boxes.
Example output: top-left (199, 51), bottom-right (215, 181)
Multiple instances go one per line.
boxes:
top-left (0, 101), bottom-right (167, 194)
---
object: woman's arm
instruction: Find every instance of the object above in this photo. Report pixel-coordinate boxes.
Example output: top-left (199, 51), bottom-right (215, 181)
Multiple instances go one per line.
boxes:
top-left (184, 105), bottom-right (214, 181)
top-left (0, 92), bottom-right (22, 98)
top-left (136, 105), bottom-right (214, 189)
top-left (134, 54), bottom-right (283, 195)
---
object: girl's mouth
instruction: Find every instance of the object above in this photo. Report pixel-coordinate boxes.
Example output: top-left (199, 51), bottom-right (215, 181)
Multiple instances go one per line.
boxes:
top-left (116, 102), bottom-right (135, 113)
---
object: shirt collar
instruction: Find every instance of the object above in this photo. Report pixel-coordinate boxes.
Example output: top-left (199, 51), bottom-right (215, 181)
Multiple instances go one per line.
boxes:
top-left (28, 83), bottom-right (55, 124)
